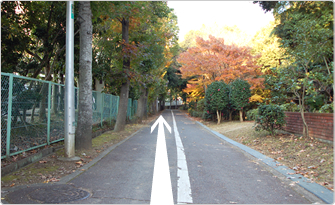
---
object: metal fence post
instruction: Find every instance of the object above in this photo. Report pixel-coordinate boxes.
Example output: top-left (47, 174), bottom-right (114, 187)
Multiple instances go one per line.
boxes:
top-left (116, 96), bottom-right (119, 116)
top-left (110, 94), bottom-right (112, 125)
top-left (101, 93), bottom-right (104, 127)
top-left (47, 82), bottom-right (52, 145)
top-left (6, 74), bottom-right (13, 158)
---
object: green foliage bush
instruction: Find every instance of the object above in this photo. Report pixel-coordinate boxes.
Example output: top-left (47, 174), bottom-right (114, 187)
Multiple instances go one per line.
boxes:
top-left (246, 108), bottom-right (258, 121)
top-left (205, 81), bottom-right (230, 112)
top-left (319, 103), bottom-right (333, 113)
top-left (279, 102), bottom-right (300, 112)
top-left (188, 101), bottom-right (197, 110)
top-left (255, 104), bottom-right (286, 136)
top-left (197, 98), bottom-right (206, 111)
top-left (230, 79), bottom-right (251, 111)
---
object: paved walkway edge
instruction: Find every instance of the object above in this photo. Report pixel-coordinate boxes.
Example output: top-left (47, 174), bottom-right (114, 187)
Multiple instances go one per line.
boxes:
top-left (58, 118), bottom-right (160, 184)
top-left (196, 121), bottom-right (334, 204)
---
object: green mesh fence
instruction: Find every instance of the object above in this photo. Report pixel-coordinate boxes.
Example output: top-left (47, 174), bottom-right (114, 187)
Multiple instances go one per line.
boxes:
top-left (1, 72), bottom-right (137, 159)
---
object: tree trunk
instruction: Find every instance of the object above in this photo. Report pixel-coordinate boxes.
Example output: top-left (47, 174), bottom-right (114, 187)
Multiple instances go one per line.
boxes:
top-left (75, 1), bottom-right (93, 150)
top-left (115, 79), bottom-right (130, 131)
top-left (136, 86), bottom-right (146, 121)
top-left (216, 110), bottom-right (221, 124)
top-left (114, 18), bottom-right (130, 132)
top-left (298, 84), bottom-right (309, 138)
top-left (229, 110), bottom-right (233, 121)
top-left (239, 110), bottom-right (243, 122)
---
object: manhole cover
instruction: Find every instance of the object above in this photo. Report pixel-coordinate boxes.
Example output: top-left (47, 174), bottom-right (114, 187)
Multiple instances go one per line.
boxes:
top-left (28, 184), bottom-right (90, 203)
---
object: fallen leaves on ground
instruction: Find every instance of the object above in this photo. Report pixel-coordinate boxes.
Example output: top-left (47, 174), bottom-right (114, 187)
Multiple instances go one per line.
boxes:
top-left (206, 120), bottom-right (334, 192)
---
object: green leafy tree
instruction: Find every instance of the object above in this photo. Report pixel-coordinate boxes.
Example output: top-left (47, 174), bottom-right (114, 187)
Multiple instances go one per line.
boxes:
top-left (205, 81), bottom-right (230, 124)
top-left (256, 1), bottom-right (333, 137)
top-left (230, 79), bottom-right (252, 122)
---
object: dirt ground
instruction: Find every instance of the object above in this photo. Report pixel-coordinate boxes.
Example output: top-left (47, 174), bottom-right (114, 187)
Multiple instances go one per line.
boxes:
top-left (185, 112), bottom-right (334, 192)
top-left (1, 114), bottom-right (159, 189)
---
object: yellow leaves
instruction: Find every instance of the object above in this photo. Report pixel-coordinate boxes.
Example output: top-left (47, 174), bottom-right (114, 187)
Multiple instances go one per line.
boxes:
top-left (160, 70), bottom-right (167, 78)
top-left (249, 94), bottom-right (264, 103)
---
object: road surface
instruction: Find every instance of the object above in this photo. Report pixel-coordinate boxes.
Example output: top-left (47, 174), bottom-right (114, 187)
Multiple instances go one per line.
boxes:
top-left (67, 109), bottom-right (311, 204)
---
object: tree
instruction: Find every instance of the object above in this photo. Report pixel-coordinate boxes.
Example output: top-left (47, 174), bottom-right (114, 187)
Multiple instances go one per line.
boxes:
top-left (178, 35), bottom-right (263, 100)
top-left (75, 1), bottom-right (93, 150)
top-left (92, 2), bottom-right (176, 129)
top-left (1, 1), bottom-right (82, 122)
top-left (262, 1), bottom-right (333, 137)
top-left (230, 79), bottom-right (252, 122)
top-left (100, 1), bottom-right (146, 132)
top-left (205, 81), bottom-right (230, 124)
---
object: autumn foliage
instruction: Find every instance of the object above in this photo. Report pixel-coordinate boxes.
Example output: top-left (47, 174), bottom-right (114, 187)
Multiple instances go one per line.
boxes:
top-left (178, 35), bottom-right (263, 98)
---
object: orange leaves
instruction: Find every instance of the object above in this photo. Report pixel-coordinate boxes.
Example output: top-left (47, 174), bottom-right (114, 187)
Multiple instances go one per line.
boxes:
top-left (178, 35), bottom-right (263, 93)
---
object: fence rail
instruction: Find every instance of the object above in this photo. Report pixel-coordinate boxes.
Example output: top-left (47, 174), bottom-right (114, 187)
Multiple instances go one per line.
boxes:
top-left (1, 72), bottom-right (137, 159)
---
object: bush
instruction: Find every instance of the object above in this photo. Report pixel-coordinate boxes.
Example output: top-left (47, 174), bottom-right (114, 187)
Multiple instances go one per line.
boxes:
top-left (197, 98), bottom-right (206, 111)
top-left (319, 103), bottom-right (333, 113)
top-left (188, 101), bottom-right (197, 110)
top-left (246, 108), bottom-right (258, 121)
top-left (279, 102), bottom-right (300, 112)
top-left (255, 104), bottom-right (286, 136)
top-left (190, 110), bottom-right (203, 118)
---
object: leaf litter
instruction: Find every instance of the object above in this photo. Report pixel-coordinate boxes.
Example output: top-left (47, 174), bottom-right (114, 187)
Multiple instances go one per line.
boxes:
top-left (205, 120), bottom-right (333, 191)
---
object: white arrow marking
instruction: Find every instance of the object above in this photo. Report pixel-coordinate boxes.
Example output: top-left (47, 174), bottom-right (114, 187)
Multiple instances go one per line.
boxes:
top-left (150, 115), bottom-right (174, 205)
top-left (171, 110), bottom-right (193, 204)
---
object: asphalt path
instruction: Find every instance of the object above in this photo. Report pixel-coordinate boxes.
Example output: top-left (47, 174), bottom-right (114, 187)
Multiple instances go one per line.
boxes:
top-left (68, 109), bottom-right (312, 204)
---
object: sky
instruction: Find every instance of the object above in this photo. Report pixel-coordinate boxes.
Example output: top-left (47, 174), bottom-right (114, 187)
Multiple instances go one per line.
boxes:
top-left (167, 1), bottom-right (275, 41)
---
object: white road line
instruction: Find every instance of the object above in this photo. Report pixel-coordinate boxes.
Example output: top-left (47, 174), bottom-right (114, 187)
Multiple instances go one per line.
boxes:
top-left (171, 110), bottom-right (193, 204)
top-left (150, 116), bottom-right (174, 205)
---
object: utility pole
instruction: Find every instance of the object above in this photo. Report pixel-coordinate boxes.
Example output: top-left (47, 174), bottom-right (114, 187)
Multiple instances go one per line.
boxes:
top-left (62, 1), bottom-right (79, 160)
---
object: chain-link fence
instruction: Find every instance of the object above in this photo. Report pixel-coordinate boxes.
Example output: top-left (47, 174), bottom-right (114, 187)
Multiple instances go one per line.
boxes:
top-left (1, 72), bottom-right (138, 159)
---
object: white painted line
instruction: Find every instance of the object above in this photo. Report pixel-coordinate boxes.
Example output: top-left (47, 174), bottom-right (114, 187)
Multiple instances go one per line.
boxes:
top-left (150, 115), bottom-right (174, 205)
top-left (171, 110), bottom-right (193, 204)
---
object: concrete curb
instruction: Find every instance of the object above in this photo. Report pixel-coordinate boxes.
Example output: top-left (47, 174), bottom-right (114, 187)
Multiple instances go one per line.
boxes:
top-left (57, 115), bottom-right (160, 184)
top-left (1, 146), bottom-right (63, 177)
top-left (196, 121), bottom-right (334, 204)
top-left (1, 116), bottom-right (160, 204)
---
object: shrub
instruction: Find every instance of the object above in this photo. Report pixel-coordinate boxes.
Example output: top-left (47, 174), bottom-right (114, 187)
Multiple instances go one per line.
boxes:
top-left (279, 102), bottom-right (300, 112)
top-left (246, 108), bottom-right (258, 121)
top-left (319, 103), bottom-right (333, 113)
top-left (191, 110), bottom-right (203, 118)
top-left (197, 98), bottom-right (206, 111)
top-left (255, 104), bottom-right (286, 136)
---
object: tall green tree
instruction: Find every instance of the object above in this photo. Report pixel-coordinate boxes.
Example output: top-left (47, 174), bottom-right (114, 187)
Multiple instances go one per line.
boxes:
top-left (205, 81), bottom-right (230, 124)
top-left (256, 1), bottom-right (334, 137)
top-left (230, 79), bottom-right (252, 122)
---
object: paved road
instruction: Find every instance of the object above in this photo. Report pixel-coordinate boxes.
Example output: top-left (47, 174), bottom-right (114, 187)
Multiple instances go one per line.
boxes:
top-left (4, 109), bottom-right (320, 204)
top-left (66, 110), bottom-right (311, 204)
